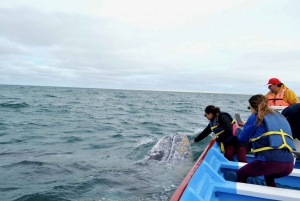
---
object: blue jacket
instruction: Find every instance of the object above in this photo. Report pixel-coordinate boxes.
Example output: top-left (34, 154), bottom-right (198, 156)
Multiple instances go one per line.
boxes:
top-left (238, 113), bottom-right (294, 162)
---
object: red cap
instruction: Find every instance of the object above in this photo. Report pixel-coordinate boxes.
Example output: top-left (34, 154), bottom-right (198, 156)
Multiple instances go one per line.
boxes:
top-left (267, 78), bottom-right (281, 85)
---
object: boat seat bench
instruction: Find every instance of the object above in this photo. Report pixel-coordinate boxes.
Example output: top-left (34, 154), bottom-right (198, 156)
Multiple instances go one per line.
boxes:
top-left (217, 182), bottom-right (300, 201)
top-left (220, 162), bottom-right (300, 177)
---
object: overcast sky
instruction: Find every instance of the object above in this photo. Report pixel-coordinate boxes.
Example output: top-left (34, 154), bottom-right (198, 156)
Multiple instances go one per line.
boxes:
top-left (0, 0), bottom-right (299, 94)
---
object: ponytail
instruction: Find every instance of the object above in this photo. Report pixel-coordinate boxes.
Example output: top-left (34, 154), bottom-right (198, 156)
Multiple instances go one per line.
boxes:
top-left (249, 94), bottom-right (274, 126)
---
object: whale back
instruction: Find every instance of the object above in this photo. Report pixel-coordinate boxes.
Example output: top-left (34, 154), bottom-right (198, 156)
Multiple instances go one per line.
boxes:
top-left (148, 133), bottom-right (192, 161)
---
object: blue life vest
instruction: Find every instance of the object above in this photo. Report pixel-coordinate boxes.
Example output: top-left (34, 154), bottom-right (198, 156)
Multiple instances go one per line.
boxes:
top-left (209, 112), bottom-right (236, 137)
top-left (250, 111), bottom-right (296, 152)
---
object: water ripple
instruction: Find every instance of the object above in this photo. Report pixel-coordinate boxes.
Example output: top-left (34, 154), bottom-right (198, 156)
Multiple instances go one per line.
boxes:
top-left (0, 102), bottom-right (30, 108)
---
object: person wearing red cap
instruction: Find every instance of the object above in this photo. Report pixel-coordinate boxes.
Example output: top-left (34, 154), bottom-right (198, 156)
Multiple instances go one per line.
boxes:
top-left (265, 78), bottom-right (299, 106)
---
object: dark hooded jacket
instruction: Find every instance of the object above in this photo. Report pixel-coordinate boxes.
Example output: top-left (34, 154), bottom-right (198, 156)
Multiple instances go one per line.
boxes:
top-left (282, 103), bottom-right (300, 140)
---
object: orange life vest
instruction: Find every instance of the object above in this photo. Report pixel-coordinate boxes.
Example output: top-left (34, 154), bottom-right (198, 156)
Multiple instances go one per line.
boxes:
top-left (268, 88), bottom-right (290, 106)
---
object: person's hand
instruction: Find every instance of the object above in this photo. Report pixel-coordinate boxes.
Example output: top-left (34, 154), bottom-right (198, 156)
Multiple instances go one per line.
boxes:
top-left (190, 139), bottom-right (195, 143)
top-left (238, 120), bottom-right (245, 127)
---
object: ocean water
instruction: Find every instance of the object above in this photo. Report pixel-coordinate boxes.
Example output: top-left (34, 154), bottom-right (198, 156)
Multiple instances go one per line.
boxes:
top-left (0, 85), bottom-right (251, 201)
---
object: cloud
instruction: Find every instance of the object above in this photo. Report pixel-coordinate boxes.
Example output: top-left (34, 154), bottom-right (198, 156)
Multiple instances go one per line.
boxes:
top-left (0, 0), bottom-right (300, 95)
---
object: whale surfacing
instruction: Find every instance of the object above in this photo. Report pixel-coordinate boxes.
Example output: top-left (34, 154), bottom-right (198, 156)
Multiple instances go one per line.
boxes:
top-left (148, 133), bottom-right (192, 161)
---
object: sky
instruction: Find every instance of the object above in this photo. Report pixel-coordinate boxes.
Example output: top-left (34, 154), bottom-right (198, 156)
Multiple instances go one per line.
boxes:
top-left (0, 0), bottom-right (300, 94)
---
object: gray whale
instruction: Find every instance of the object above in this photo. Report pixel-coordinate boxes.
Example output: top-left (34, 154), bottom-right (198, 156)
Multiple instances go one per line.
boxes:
top-left (148, 133), bottom-right (192, 161)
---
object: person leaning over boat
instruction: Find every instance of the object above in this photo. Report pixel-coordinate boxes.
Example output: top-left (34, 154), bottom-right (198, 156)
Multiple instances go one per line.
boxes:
top-left (236, 94), bottom-right (295, 187)
top-left (266, 78), bottom-right (299, 106)
top-left (190, 105), bottom-right (248, 162)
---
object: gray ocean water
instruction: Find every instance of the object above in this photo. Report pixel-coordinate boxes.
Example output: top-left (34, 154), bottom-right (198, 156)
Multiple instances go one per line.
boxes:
top-left (0, 85), bottom-right (252, 201)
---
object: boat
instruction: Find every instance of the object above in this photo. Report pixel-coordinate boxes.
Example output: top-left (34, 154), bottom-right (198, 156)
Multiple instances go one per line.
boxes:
top-left (170, 106), bottom-right (300, 201)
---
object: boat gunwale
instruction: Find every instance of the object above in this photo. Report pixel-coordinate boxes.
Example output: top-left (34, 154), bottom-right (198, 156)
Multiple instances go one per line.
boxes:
top-left (169, 137), bottom-right (216, 201)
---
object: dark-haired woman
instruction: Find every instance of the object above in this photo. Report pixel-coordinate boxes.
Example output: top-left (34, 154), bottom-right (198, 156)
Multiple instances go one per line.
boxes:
top-left (191, 105), bottom-right (248, 162)
top-left (236, 94), bottom-right (295, 187)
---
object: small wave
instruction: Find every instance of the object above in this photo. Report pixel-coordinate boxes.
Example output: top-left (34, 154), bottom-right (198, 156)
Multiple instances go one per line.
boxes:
top-left (0, 138), bottom-right (23, 144)
top-left (67, 162), bottom-right (95, 171)
top-left (37, 152), bottom-right (73, 157)
top-left (44, 94), bottom-right (57, 98)
top-left (135, 138), bottom-right (155, 148)
top-left (0, 150), bottom-right (11, 155)
top-left (66, 101), bottom-right (80, 104)
top-left (87, 143), bottom-right (112, 150)
top-left (171, 108), bottom-right (194, 113)
top-left (140, 121), bottom-right (163, 127)
top-left (0, 187), bottom-right (20, 192)
top-left (49, 177), bottom-right (122, 199)
top-left (128, 137), bottom-right (156, 161)
top-left (111, 133), bottom-right (123, 138)
top-left (0, 130), bottom-right (8, 135)
top-left (2, 160), bottom-right (45, 168)
top-left (16, 160), bottom-right (45, 166)
top-left (115, 95), bottom-right (127, 99)
top-left (61, 136), bottom-right (83, 143)
top-left (0, 102), bottom-right (29, 108)
top-left (14, 193), bottom-right (70, 201)
top-left (0, 150), bottom-right (35, 156)
top-left (26, 122), bottom-right (50, 128)
top-left (134, 159), bottom-right (149, 166)
top-left (193, 128), bottom-right (203, 136)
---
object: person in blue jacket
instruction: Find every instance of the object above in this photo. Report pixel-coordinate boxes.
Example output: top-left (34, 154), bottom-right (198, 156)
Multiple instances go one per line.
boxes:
top-left (191, 105), bottom-right (248, 162)
top-left (236, 94), bottom-right (295, 187)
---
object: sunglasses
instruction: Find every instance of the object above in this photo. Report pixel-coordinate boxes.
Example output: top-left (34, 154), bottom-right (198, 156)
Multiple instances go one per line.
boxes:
top-left (247, 106), bottom-right (250, 110)
top-left (204, 113), bottom-right (211, 117)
